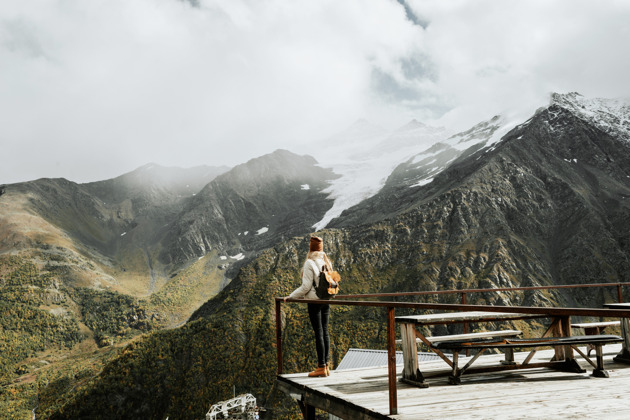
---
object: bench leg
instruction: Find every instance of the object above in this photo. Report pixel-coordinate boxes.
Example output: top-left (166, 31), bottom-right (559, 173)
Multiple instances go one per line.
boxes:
top-left (448, 349), bottom-right (487, 385)
top-left (501, 348), bottom-right (516, 365)
top-left (583, 327), bottom-right (602, 357)
top-left (550, 358), bottom-right (585, 374)
top-left (448, 352), bottom-right (461, 385)
top-left (399, 323), bottom-right (429, 387)
top-left (592, 344), bottom-right (610, 378)
top-left (614, 317), bottom-right (630, 364)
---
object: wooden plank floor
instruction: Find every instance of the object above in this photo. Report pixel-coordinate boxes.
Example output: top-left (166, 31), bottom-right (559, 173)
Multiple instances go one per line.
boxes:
top-left (278, 344), bottom-right (630, 419)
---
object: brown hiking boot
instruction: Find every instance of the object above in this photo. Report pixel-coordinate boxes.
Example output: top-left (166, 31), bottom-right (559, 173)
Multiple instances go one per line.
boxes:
top-left (308, 366), bottom-right (327, 377)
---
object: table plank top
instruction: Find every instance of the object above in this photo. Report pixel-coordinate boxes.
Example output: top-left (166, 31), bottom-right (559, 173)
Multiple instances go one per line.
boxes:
top-left (604, 303), bottom-right (630, 310)
top-left (395, 311), bottom-right (543, 324)
top-left (571, 321), bottom-right (621, 328)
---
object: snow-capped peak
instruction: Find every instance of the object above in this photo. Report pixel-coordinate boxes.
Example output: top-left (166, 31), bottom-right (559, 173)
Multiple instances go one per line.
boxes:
top-left (395, 119), bottom-right (428, 132)
top-left (397, 114), bottom-right (517, 189)
top-left (551, 92), bottom-right (630, 141)
top-left (442, 115), bottom-right (514, 151)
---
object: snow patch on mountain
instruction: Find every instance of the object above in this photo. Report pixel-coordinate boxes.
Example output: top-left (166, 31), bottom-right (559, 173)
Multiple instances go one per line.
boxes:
top-left (311, 120), bottom-right (451, 230)
top-left (400, 115), bottom-right (522, 190)
top-left (410, 148), bottom-right (442, 165)
top-left (312, 160), bottom-right (394, 231)
top-left (552, 92), bottom-right (630, 141)
top-left (442, 115), bottom-right (512, 151)
top-left (412, 177), bottom-right (434, 187)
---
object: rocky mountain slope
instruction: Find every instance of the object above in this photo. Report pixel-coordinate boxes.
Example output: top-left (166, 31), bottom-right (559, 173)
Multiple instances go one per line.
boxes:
top-left (327, 92), bottom-right (630, 290)
top-left (0, 164), bottom-right (227, 290)
top-left (325, 114), bottom-right (511, 227)
top-left (158, 149), bottom-right (338, 266)
top-left (26, 92), bottom-right (630, 419)
top-left (0, 150), bottom-right (336, 289)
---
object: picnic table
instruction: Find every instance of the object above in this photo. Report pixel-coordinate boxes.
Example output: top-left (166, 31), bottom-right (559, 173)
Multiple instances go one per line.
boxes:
top-left (603, 303), bottom-right (630, 363)
top-left (396, 311), bottom-right (621, 386)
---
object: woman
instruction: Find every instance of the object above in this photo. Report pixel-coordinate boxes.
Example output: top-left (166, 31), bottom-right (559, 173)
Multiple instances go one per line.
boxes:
top-left (285, 236), bottom-right (334, 377)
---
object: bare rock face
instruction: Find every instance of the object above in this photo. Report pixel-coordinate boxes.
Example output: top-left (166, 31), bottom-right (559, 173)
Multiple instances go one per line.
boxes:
top-left (1, 152), bottom-right (335, 280)
top-left (157, 150), bottom-right (338, 266)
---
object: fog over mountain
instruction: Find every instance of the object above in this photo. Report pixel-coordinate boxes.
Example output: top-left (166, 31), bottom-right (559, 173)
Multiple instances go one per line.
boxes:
top-left (2, 1), bottom-right (629, 185)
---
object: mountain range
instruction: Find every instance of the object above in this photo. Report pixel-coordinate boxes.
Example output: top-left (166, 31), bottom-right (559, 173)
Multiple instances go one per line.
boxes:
top-left (1, 92), bottom-right (629, 418)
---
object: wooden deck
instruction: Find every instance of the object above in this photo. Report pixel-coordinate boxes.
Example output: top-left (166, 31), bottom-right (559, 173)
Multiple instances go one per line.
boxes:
top-left (277, 343), bottom-right (630, 419)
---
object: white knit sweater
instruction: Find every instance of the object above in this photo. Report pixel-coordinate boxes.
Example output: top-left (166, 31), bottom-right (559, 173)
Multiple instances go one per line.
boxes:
top-left (288, 254), bottom-right (328, 299)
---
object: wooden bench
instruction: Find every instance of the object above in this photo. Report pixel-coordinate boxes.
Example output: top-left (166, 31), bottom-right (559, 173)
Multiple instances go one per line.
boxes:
top-left (571, 321), bottom-right (621, 356)
top-left (428, 330), bottom-right (523, 365)
top-left (396, 312), bottom-right (545, 387)
top-left (396, 330), bottom-right (523, 366)
top-left (571, 321), bottom-right (621, 333)
top-left (396, 330), bottom-right (523, 387)
top-left (433, 335), bottom-right (623, 384)
top-left (424, 330), bottom-right (523, 344)
top-left (396, 329), bottom-right (523, 344)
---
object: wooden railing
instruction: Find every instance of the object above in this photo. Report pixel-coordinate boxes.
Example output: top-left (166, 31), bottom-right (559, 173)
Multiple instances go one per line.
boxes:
top-left (275, 282), bottom-right (630, 416)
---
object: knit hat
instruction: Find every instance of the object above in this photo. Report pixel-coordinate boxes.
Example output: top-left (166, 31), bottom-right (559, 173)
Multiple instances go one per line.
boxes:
top-left (309, 236), bottom-right (323, 252)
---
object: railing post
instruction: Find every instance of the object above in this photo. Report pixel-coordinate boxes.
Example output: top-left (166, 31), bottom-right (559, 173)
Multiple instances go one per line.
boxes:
top-left (461, 292), bottom-right (469, 334)
top-left (276, 298), bottom-right (283, 375)
top-left (387, 306), bottom-right (398, 415)
top-left (618, 284), bottom-right (624, 303)
top-left (461, 293), bottom-right (470, 355)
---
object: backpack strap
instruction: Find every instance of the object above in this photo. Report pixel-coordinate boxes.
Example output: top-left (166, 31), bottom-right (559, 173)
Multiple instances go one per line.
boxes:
top-left (305, 259), bottom-right (320, 291)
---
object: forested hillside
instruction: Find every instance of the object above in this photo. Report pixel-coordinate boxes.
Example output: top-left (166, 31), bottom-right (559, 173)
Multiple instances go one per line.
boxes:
top-left (0, 255), bottom-right (160, 418)
top-left (40, 234), bottom-right (401, 419)
top-left (0, 256), bottom-right (82, 383)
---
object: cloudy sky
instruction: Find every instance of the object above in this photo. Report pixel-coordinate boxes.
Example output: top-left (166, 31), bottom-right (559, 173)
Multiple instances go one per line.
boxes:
top-left (2, 0), bottom-right (629, 184)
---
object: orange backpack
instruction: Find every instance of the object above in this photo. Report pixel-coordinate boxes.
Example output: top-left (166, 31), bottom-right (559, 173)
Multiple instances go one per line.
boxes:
top-left (313, 265), bottom-right (341, 299)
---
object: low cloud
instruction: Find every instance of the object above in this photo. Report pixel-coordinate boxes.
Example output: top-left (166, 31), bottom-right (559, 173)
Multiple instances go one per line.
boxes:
top-left (1, 0), bottom-right (628, 183)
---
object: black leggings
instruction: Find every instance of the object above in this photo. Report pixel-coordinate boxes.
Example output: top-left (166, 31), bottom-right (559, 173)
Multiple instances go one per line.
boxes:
top-left (307, 303), bottom-right (330, 366)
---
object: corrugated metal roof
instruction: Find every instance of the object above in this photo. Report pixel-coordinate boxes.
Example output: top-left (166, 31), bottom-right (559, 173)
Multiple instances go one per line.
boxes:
top-left (336, 348), bottom-right (443, 371)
